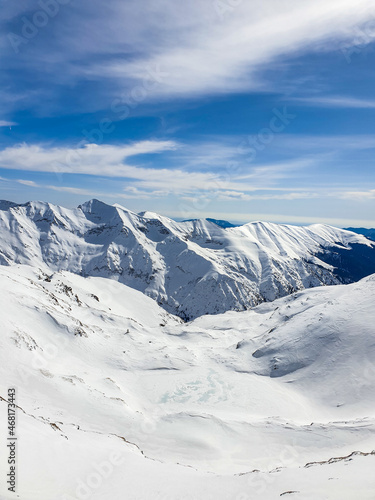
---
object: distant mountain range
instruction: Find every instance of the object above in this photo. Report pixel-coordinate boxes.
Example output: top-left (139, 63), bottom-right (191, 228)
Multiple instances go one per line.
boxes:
top-left (184, 217), bottom-right (239, 228)
top-left (1, 199), bottom-right (375, 319)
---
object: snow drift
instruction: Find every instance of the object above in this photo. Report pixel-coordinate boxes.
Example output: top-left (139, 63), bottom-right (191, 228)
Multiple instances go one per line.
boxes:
top-left (1, 265), bottom-right (375, 499)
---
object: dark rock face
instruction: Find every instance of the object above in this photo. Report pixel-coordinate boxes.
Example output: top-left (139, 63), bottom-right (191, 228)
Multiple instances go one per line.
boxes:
top-left (315, 243), bottom-right (375, 283)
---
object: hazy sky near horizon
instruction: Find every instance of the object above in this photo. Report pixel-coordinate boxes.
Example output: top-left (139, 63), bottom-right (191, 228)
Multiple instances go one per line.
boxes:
top-left (1, 0), bottom-right (375, 226)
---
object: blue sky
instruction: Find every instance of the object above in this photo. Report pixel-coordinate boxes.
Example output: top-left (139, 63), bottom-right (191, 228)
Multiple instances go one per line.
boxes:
top-left (1, 0), bottom-right (375, 226)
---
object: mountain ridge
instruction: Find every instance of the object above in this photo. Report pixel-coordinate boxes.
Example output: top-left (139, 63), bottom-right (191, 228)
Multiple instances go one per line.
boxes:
top-left (1, 198), bottom-right (375, 320)
top-left (345, 227), bottom-right (375, 241)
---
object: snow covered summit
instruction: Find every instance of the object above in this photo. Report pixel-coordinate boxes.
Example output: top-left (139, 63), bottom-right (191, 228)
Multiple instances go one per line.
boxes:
top-left (1, 198), bottom-right (375, 319)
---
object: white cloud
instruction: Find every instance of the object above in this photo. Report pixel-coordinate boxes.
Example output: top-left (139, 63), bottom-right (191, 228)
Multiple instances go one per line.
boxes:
top-left (0, 121), bottom-right (17, 127)
top-left (0, 141), bottom-right (178, 177)
top-left (45, 185), bottom-right (97, 196)
top-left (12, 178), bottom-right (152, 199)
top-left (17, 179), bottom-right (38, 187)
top-left (13, 179), bottom-right (94, 196)
top-left (3, 0), bottom-right (375, 108)
top-left (168, 209), bottom-right (375, 228)
top-left (120, 186), bottom-right (168, 199)
top-left (2, 142), bottom-right (375, 204)
top-left (98, 0), bottom-right (375, 98)
top-left (0, 142), bottom-right (311, 194)
top-left (216, 190), bottom-right (319, 201)
top-left (290, 96), bottom-right (375, 108)
top-left (339, 189), bottom-right (375, 200)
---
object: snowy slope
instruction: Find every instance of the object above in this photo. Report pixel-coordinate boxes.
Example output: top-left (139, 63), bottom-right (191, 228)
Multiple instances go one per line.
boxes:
top-left (1, 265), bottom-right (375, 499)
top-left (345, 227), bottom-right (375, 241)
top-left (1, 199), bottom-right (375, 319)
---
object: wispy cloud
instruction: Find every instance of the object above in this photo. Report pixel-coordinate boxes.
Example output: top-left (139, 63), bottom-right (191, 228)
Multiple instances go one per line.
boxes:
top-left (273, 134), bottom-right (375, 153)
top-left (0, 120), bottom-right (17, 127)
top-left (290, 96), bottom-right (375, 108)
top-left (101, 1), bottom-right (375, 98)
top-left (216, 190), bottom-right (319, 202)
top-left (12, 178), bottom-right (141, 199)
top-left (0, 142), bottom-right (314, 195)
top-left (17, 179), bottom-right (38, 187)
top-left (339, 189), bottom-right (375, 200)
top-left (2, 0), bottom-right (375, 112)
top-left (0, 141), bottom-right (178, 177)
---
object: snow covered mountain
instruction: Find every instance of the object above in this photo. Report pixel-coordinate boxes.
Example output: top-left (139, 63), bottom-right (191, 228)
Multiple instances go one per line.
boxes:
top-left (1, 199), bottom-right (375, 320)
top-left (1, 265), bottom-right (375, 499)
top-left (345, 227), bottom-right (375, 241)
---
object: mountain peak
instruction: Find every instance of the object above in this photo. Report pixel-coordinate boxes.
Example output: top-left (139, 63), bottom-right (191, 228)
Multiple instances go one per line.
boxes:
top-left (78, 198), bottom-right (109, 212)
top-left (0, 200), bottom-right (19, 210)
top-left (78, 199), bottom-right (122, 223)
top-left (1, 199), bottom-right (375, 319)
